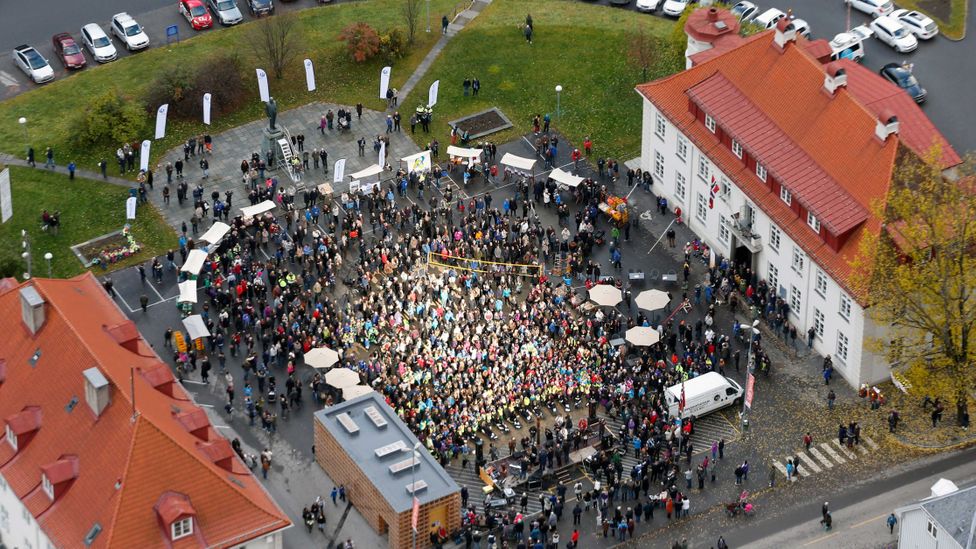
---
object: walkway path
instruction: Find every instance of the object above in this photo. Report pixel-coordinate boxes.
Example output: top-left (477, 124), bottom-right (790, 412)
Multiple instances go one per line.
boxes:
top-left (0, 152), bottom-right (132, 189)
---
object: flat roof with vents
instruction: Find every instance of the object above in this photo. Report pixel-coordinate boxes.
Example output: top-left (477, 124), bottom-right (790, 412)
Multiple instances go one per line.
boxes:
top-left (314, 392), bottom-right (459, 513)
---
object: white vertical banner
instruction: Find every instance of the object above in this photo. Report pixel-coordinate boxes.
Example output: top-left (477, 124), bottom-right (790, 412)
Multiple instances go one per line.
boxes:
top-left (126, 196), bottom-right (137, 220)
top-left (202, 93), bottom-right (212, 125)
top-left (378, 141), bottom-right (386, 168)
top-left (256, 68), bottom-right (270, 102)
top-left (379, 66), bottom-right (392, 99)
top-left (139, 140), bottom-right (151, 172)
top-left (428, 80), bottom-right (440, 107)
top-left (154, 104), bottom-right (169, 140)
top-left (304, 59), bottom-right (316, 92)
top-left (333, 159), bottom-right (346, 183)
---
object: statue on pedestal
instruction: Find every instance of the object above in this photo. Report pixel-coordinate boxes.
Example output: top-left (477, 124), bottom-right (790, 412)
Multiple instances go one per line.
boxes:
top-left (265, 97), bottom-right (278, 131)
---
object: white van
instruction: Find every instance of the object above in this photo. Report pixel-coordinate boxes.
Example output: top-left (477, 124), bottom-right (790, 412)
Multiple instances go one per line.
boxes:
top-left (666, 372), bottom-right (744, 420)
top-left (829, 25), bottom-right (873, 62)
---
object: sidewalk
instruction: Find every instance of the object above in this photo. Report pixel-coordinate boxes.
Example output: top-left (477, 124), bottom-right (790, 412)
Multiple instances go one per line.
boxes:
top-left (0, 152), bottom-right (133, 189)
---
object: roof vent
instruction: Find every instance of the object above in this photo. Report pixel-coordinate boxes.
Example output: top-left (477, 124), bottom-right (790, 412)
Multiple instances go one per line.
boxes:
top-left (19, 285), bottom-right (46, 335)
top-left (875, 110), bottom-right (899, 142)
top-left (337, 412), bottom-right (359, 435)
top-left (83, 367), bottom-right (111, 418)
top-left (375, 440), bottom-right (408, 458)
top-left (405, 480), bottom-right (429, 494)
top-left (364, 406), bottom-right (388, 429)
top-left (65, 396), bottom-right (79, 413)
top-left (773, 18), bottom-right (797, 50)
top-left (823, 62), bottom-right (847, 95)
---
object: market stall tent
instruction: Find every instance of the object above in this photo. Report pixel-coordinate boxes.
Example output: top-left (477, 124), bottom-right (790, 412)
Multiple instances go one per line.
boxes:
top-left (500, 153), bottom-right (536, 171)
top-left (180, 249), bottom-right (209, 275)
top-left (199, 222), bottom-right (231, 245)
top-left (549, 167), bottom-right (584, 188)
top-left (240, 200), bottom-right (276, 218)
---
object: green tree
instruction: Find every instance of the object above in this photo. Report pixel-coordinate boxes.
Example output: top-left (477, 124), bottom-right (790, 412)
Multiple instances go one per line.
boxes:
top-left (76, 89), bottom-right (146, 146)
top-left (853, 148), bottom-right (976, 424)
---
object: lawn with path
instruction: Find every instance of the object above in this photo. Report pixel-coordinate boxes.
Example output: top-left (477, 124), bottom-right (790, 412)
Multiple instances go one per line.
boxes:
top-left (413, 0), bottom-right (683, 161)
top-left (0, 165), bottom-right (176, 278)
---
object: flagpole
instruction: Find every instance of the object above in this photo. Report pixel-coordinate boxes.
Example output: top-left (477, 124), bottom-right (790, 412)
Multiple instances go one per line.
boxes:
top-left (740, 320), bottom-right (759, 429)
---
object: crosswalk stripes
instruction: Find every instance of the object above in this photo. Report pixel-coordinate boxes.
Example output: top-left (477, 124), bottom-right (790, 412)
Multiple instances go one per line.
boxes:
top-left (864, 436), bottom-right (880, 451)
top-left (820, 442), bottom-right (847, 464)
top-left (832, 439), bottom-right (858, 460)
top-left (799, 450), bottom-right (822, 473)
top-left (773, 434), bottom-right (882, 482)
top-left (807, 446), bottom-right (833, 470)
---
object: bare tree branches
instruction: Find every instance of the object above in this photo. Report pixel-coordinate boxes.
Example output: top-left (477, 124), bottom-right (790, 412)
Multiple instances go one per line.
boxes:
top-left (403, 0), bottom-right (424, 45)
top-left (249, 13), bottom-right (302, 80)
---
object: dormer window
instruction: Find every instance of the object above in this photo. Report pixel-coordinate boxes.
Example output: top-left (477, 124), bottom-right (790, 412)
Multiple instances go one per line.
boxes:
top-left (6, 424), bottom-right (16, 450)
top-left (705, 114), bottom-right (716, 133)
top-left (756, 163), bottom-right (767, 182)
top-left (42, 473), bottom-right (54, 500)
top-left (172, 517), bottom-right (193, 540)
top-left (807, 212), bottom-right (821, 233)
top-left (732, 140), bottom-right (743, 159)
top-left (780, 187), bottom-right (792, 206)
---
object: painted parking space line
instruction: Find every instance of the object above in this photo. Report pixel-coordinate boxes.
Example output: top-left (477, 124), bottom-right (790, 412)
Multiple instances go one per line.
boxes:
top-left (820, 442), bottom-right (846, 464)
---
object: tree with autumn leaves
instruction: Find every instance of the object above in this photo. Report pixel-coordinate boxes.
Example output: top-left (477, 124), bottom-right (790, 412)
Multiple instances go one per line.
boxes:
top-left (853, 148), bottom-right (976, 425)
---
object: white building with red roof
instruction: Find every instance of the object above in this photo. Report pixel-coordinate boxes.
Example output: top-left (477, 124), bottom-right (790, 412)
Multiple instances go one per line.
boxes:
top-left (636, 10), bottom-right (961, 388)
top-left (0, 273), bottom-right (291, 548)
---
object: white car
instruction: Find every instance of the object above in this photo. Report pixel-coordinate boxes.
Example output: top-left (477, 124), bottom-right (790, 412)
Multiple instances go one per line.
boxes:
top-left (111, 13), bottom-right (150, 51)
top-left (870, 15), bottom-right (918, 52)
top-left (791, 17), bottom-right (811, 38)
top-left (753, 7), bottom-right (786, 29)
top-left (208, 0), bottom-right (244, 25)
top-left (662, 0), bottom-right (690, 17)
top-left (12, 45), bottom-right (54, 84)
top-left (845, 0), bottom-right (894, 18)
top-left (81, 24), bottom-right (117, 63)
top-left (731, 1), bottom-right (760, 22)
top-left (891, 9), bottom-right (939, 39)
top-left (636, 0), bottom-right (661, 12)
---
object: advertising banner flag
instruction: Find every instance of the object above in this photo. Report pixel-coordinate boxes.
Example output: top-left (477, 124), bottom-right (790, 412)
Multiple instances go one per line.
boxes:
top-left (304, 59), bottom-right (316, 91)
top-left (139, 140), bottom-right (151, 172)
top-left (333, 159), bottom-right (346, 183)
top-left (203, 93), bottom-right (212, 125)
top-left (256, 68), bottom-right (270, 102)
top-left (154, 104), bottom-right (169, 139)
top-left (379, 66), bottom-right (392, 99)
top-left (428, 79), bottom-right (440, 107)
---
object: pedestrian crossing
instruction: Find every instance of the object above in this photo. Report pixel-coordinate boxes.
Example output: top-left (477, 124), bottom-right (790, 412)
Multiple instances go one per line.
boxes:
top-left (771, 435), bottom-right (881, 481)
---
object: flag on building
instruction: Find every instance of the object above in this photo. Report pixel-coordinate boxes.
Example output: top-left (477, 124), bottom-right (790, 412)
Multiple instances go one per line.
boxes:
top-left (709, 176), bottom-right (720, 209)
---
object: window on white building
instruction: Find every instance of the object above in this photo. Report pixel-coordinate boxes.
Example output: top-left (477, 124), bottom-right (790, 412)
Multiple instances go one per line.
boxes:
top-left (790, 286), bottom-right (802, 314)
top-left (836, 331), bottom-right (849, 362)
top-left (5, 425), bottom-right (15, 451)
top-left (767, 263), bottom-right (779, 291)
top-left (42, 473), bottom-right (54, 500)
top-left (654, 151), bottom-right (665, 180)
top-left (705, 114), bottom-right (716, 133)
top-left (769, 226), bottom-right (781, 252)
top-left (792, 247), bottom-right (805, 273)
top-left (813, 308), bottom-right (825, 338)
top-left (756, 163), bottom-right (767, 182)
top-left (839, 294), bottom-right (852, 320)
top-left (815, 269), bottom-right (828, 297)
top-left (720, 178), bottom-right (731, 201)
top-left (0, 506), bottom-right (8, 533)
top-left (780, 186), bottom-right (792, 206)
top-left (655, 113), bottom-right (667, 139)
top-left (172, 517), bottom-right (194, 540)
top-left (698, 155), bottom-right (710, 180)
top-left (732, 140), bottom-right (743, 159)
top-left (696, 194), bottom-right (708, 223)
top-left (927, 520), bottom-right (938, 539)
top-left (807, 211), bottom-right (821, 233)
top-left (719, 216), bottom-right (730, 244)
top-left (675, 173), bottom-right (687, 200)
top-left (677, 137), bottom-right (688, 161)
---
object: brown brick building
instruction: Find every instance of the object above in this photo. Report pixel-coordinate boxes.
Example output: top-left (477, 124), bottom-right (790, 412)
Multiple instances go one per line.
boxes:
top-left (314, 393), bottom-right (461, 549)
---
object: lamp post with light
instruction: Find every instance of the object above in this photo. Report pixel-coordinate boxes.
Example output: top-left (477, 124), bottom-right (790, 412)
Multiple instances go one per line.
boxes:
top-left (18, 117), bottom-right (28, 151)
top-left (426, 0), bottom-right (431, 33)
top-left (739, 319), bottom-right (760, 429)
top-left (555, 85), bottom-right (563, 122)
top-left (44, 252), bottom-right (53, 278)
top-left (21, 230), bottom-right (32, 279)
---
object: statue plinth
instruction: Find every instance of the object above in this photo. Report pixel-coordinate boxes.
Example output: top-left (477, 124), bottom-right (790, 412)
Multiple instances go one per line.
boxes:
top-left (262, 126), bottom-right (286, 169)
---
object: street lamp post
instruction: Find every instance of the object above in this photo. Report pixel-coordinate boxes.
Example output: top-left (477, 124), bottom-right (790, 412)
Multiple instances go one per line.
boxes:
top-left (555, 85), bottom-right (563, 122)
top-left (21, 230), bottom-right (32, 280)
top-left (18, 117), bottom-right (28, 151)
top-left (403, 442), bottom-right (422, 549)
top-left (739, 320), bottom-right (760, 429)
top-left (44, 252), bottom-right (53, 278)
top-left (426, 0), bottom-right (431, 33)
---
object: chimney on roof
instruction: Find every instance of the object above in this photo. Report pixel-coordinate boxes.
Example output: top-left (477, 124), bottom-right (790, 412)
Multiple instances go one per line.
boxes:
top-left (823, 62), bottom-right (847, 96)
top-left (875, 110), bottom-right (900, 142)
top-left (773, 18), bottom-right (797, 50)
top-left (83, 367), bottom-right (111, 418)
top-left (707, 7), bottom-right (718, 21)
top-left (19, 285), bottom-right (45, 335)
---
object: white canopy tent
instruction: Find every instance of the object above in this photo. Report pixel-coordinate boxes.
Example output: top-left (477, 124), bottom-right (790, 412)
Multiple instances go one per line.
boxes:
top-left (348, 164), bottom-right (383, 180)
top-left (180, 249), bottom-right (208, 275)
top-left (500, 153), bottom-right (536, 171)
top-left (182, 314), bottom-right (211, 340)
top-left (635, 289), bottom-right (670, 312)
top-left (549, 168), bottom-right (585, 188)
top-left (198, 222), bottom-right (231, 245)
top-left (588, 284), bottom-right (622, 307)
top-left (325, 367), bottom-right (361, 388)
top-left (447, 146), bottom-right (483, 162)
top-left (625, 326), bottom-right (661, 347)
top-left (305, 346), bottom-right (341, 370)
top-left (177, 280), bottom-right (198, 304)
top-left (240, 200), bottom-right (276, 218)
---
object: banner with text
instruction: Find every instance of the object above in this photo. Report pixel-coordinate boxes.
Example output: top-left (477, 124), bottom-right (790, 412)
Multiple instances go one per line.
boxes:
top-left (203, 93), bottom-right (212, 125)
top-left (379, 66), bottom-right (391, 99)
top-left (304, 59), bottom-right (316, 92)
top-left (256, 68), bottom-right (270, 102)
top-left (154, 104), bottom-right (169, 139)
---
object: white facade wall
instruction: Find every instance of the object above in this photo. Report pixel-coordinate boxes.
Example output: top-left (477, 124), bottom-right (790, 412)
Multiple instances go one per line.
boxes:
top-left (898, 508), bottom-right (962, 549)
top-left (0, 473), bottom-right (55, 549)
top-left (640, 98), bottom-right (882, 388)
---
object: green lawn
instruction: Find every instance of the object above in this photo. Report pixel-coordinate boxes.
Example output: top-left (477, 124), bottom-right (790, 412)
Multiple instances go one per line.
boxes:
top-left (413, 0), bottom-right (681, 161)
top-left (0, 165), bottom-right (177, 278)
top-left (0, 0), bottom-right (460, 171)
top-left (906, 0), bottom-right (967, 39)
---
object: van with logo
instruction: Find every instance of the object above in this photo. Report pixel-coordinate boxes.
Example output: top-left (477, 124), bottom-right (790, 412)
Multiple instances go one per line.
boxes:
top-left (666, 372), bottom-right (744, 420)
top-left (829, 25), bottom-right (873, 62)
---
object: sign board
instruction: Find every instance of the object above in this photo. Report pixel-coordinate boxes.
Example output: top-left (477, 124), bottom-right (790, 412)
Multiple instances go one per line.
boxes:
top-left (166, 25), bottom-right (179, 44)
top-left (0, 167), bottom-right (11, 223)
top-left (125, 196), bottom-right (137, 220)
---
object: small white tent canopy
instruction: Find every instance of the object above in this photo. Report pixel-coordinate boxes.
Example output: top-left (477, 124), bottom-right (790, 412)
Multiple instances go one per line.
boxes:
top-left (177, 280), bottom-right (197, 304)
top-left (500, 153), bottom-right (536, 171)
top-left (198, 222), bottom-right (231, 245)
top-left (240, 200), bottom-right (276, 218)
top-left (180, 249), bottom-right (208, 275)
top-left (447, 146), bottom-right (483, 161)
top-left (182, 314), bottom-right (211, 340)
top-left (549, 167), bottom-right (584, 188)
top-left (348, 164), bottom-right (383, 180)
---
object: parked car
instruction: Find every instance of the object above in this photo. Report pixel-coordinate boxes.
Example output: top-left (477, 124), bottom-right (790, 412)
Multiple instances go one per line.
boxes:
top-left (81, 24), bottom-right (117, 63)
top-left (636, 0), bottom-right (661, 11)
top-left (52, 33), bottom-right (86, 69)
top-left (870, 15), bottom-right (918, 53)
top-left (662, 0), bottom-right (691, 17)
top-left (247, 0), bottom-right (274, 16)
top-left (880, 62), bottom-right (926, 103)
top-left (845, 0), bottom-right (894, 18)
top-left (609, 0), bottom-right (632, 6)
top-left (12, 45), bottom-right (55, 83)
top-left (730, 1), bottom-right (760, 22)
top-left (829, 25), bottom-right (873, 62)
top-left (111, 13), bottom-right (150, 51)
top-left (891, 9), bottom-right (939, 39)
top-left (180, 0), bottom-right (214, 30)
top-left (791, 16), bottom-right (811, 38)
top-left (753, 7), bottom-right (786, 29)
top-left (207, 0), bottom-right (244, 25)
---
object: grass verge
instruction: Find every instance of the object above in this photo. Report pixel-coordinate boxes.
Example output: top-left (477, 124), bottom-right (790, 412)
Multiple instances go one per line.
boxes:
top-left (908, 0), bottom-right (967, 39)
top-left (0, 165), bottom-right (177, 278)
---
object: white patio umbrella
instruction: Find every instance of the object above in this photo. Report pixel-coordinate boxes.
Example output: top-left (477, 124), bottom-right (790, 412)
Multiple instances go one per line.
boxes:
top-left (324, 367), bottom-right (360, 388)
top-left (588, 284), bottom-right (622, 307)
top-left (635, 289), bottom-right (670, 312)
top-left (304, 346), bottom-right (341, 370)
top-left (625, 326), bottom-right (661, 347)
top-left (342, 385), bottom-right (374, 400)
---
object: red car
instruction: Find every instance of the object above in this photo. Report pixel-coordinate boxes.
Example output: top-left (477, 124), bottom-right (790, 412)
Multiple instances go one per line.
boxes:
top-left (52, 33), bottom-right (86, 69)
top-left (179, 0), bottom-right (213, 30)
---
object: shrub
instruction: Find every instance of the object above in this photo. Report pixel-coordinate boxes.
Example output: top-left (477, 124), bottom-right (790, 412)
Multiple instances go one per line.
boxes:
top-left (72, 89), bottom-right (146, 147)
top-left (143, 55), bottom-right (247, 121)
top-left (339, 22), bottom-right (381, 63)
top-left (380, 28), bottom-right (408, 62)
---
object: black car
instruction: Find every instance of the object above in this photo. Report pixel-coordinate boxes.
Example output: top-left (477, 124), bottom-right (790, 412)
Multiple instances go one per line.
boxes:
top-left (248, 0), bottom-right (274, 15)
top-left (880, 62), bottom-right (926, 103)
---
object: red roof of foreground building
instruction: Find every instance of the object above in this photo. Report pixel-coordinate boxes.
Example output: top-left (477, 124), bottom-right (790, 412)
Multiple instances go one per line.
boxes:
top-left (637, 30), bottom-right (903, 303)
top-left (0, 273), bottom-right (290, 548)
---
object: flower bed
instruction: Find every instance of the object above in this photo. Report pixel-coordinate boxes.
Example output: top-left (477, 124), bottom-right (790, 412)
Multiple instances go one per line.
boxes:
top-left (73, 226), bottom-right (142, 267)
